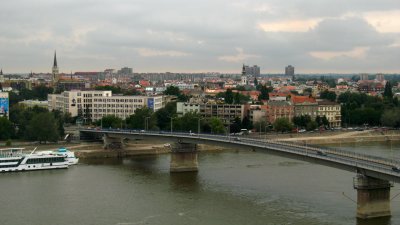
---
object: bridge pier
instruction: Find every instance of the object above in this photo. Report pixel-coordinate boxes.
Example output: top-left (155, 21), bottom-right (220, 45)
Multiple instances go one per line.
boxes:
top-left (103, 134), bottom-right (125, 150)
top-left (353, 174), bottom-right (392, 219)
top-left (170, 142), bottom-right (198, 172)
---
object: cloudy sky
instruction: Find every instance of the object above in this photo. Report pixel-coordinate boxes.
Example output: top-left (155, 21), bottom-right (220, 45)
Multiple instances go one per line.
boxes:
top-left (0, 0), bottom-right (399, 74)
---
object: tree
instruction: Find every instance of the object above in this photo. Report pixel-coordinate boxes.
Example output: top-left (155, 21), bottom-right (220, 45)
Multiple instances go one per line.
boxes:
top-left (273, 118), bottom-right (293, 133)
top-left (126, 107), bottom-right (154, 130)
top-left (381, 109), bottom-right (400, 127)
top-left (32, 85), bottom-right (53, 100)
top-left (254, 78), bottom-right (258, 86)
top-left (173, 112), bottom-right (199, 132)
top-left (26, 112), bottom-right (60, 143)
top-left (225, 89), bottom-right (234, 104)
top-left (306, 121), bottom-right (318, 131)
top-left (96, 115), bottom-right (123, 129)
top-left (209, 117), bottom-right (225, 134)
top-left (241, 116), bottom-right (253, 130)
top-left (230, 117), bottom-right (242, 133)
top-left (0, 117), bottom-right (15, 140)
top-left (164, 86), bottom-right (181, 96)
top-left (383, 81), bottom-right (393, 100)
top-left (258, 85), bottom-right (269, 101)
top-left (95, 85), bottom-right (123, 94)
top-left (154, 102), bottom-right (177, 130)
top-left (234, 92), bottom-right (240, 104)
top-left (320, 90), bottom-right (337, 102)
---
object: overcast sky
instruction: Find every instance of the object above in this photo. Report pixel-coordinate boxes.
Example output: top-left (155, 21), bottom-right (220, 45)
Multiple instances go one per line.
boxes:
top-left (0, 0), bottom-right (399, 74)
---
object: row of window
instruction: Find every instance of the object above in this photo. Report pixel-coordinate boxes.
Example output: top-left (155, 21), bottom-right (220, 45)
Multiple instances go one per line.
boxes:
top-left (93, 99), bottom-right (144, 103)
top-left (26, 157), bottom-right (65, 164)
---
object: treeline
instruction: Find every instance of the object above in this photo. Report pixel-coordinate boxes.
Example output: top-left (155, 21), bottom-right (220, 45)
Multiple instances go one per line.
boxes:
top-left (0, 105), bottom-right (71, 142)
top-left (8, 85), bottom-right (53, 106)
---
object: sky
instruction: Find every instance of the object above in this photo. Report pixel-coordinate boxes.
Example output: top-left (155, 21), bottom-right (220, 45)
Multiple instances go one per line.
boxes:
top-left (0, 0), bottom-right (399, 74)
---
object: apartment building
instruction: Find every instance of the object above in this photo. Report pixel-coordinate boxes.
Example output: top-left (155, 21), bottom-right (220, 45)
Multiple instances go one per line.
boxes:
top-left (317, 100), bottom-right (341, 128)
top-left (48, 90), bottom-right (163, 121)
top-left (177, 102), bottom-right (245, 123)
top-left (266, 101), bottom-right (294, 124)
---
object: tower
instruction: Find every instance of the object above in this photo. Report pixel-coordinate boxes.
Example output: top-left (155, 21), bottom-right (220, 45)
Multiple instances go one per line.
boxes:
top-left (241, 64), bottom-right (247, 85)
top-left (52, 51), bottom-right (60, 85)
top-left (0, 69), bottom-right (4, 83)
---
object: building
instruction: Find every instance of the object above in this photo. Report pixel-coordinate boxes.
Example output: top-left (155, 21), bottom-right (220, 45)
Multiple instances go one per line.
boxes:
top-left (285, 65), bottom-right (295, 80)
top-left (19, 100), bottom-right (48, 109)
top-left (177, 102), bottom-right (245, 123)
top-left (52, 51), bottom-right (60, 86)
top-left (376, 74), bottom-right (385, 82)
top-left (317, 100), bottom-right (341, 128)
top-left (244, 65), bottom-right (260, 77)
top-left (360, 74), bottom-right (369, 81)
top-left (291, 96), bottom-right (318, 118)
top-left (247, 105), bottom-right (267, 123)
top-left (118, 67), bottom-right (133, 75)
top-left (266, 101), bottom-right (294, 124)
top-left (48, 90), bottom-right (163, 121)
top-left (0, 92), bottom-right (9, 119)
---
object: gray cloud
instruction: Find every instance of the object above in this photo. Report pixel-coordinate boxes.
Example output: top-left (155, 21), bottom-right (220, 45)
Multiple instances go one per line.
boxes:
top-left (0, 0), bottom-right (399, 73)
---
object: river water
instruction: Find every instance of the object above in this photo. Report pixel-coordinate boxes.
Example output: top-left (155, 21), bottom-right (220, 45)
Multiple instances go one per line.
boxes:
top-left (1, 142), bottom-right (399, 225)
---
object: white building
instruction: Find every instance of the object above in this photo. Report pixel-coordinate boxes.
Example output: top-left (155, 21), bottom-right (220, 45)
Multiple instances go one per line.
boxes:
top-left (48, 90), bottom-right (163, 121)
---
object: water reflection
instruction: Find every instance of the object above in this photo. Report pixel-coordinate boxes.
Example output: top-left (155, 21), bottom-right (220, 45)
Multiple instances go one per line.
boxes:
top-left (169, 172), bottom-right (200, 193)
top-left (356, 216), bottom-right (391, 225)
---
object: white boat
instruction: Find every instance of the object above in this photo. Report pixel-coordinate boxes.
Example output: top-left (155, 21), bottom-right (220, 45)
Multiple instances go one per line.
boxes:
top-left (0, 147), bottom-right (69, 173)
top-left (38, 147), bottom-right (79, 165)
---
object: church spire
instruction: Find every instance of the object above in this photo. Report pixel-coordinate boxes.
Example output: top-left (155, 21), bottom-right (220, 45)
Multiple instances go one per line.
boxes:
top-left (53, 51), bottom-right (58, 68)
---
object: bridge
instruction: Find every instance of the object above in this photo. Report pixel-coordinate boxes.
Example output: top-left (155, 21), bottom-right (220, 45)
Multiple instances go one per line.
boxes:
top-left (80, 128), bottom-right (400, 219)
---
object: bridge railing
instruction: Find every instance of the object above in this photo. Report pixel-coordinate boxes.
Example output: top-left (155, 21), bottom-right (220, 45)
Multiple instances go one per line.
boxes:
top-left (81, 128), bottom-right (400, 177)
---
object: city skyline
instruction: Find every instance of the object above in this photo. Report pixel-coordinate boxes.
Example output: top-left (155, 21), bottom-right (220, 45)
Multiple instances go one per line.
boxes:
top-left (0, 0), bottom-right (399, 74)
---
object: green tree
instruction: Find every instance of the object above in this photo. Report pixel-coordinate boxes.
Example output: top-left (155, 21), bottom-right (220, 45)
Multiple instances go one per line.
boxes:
top-left (0, 117), bottom-right (15, 140)
top-left (225, 89), bottom-right (234, 104)
top-left (383, 81), bottom-right (393, 99)
top-left (241, 116), bottom-right (253, 130)
top-left (32, 85), bottom-right (53, 100)
top-left (96, 115), bottom-right (123, 129)
top-left (254, 78), bottom-right (258, 86)
top-left (320, 90), bottom-right (337, 102)
top-left (234, 92), bottom-right (240, 104)
top-left (306, 121), bottom-right (318, 131)
top-left (273, 118), bottom-right (293, 133)
top-left (258, 85), bottom-right (269, 101)
top-left (154, 102), bottom-right (177, 130)
top-left (126, 107), bottom-right (154, 130)
top-left (209, 117), bottom-right (226, 134)
top-left (26, 112), bottom-right (60, 143)
top-left (381, 109), bottom-right (400, 127)
top-left (164, 86), bottom-right (181, 96)
top-left (173, 112), bottom-right (199, 132)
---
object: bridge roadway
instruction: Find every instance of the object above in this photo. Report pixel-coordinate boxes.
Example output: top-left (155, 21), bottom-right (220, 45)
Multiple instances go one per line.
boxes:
top-left (81, 128), bottom-right (400, 183)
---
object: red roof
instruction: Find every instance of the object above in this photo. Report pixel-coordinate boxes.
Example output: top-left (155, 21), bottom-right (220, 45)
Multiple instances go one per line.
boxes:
top-left (291, 96), bottom-right (316, 104)
top-left (139, 80), bottom-right (151, 87)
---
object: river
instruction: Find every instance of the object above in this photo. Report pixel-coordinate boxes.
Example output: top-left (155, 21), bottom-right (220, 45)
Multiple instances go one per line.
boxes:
top-left (0, 142), bottom-right (399, 225)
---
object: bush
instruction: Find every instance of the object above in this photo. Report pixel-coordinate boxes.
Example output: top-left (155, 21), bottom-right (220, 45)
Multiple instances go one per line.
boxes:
top-left (5, 139), bottom-right (12, 146)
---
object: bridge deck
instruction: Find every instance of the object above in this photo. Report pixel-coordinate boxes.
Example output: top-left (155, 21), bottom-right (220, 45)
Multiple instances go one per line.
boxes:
top-left (80, 129), bottom-right (400, 183)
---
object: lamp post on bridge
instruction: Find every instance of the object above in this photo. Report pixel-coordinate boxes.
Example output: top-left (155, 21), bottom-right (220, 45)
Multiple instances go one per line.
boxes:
top-left (145, 116), bottom-right (150, 131)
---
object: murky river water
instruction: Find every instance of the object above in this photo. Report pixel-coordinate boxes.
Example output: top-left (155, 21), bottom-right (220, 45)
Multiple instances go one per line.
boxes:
top-left (0, 142), bottom-right (399, 225)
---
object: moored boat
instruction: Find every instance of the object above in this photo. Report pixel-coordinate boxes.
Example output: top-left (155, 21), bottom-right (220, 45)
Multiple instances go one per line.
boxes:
top-left (0, 147), bottom-right (69, 173)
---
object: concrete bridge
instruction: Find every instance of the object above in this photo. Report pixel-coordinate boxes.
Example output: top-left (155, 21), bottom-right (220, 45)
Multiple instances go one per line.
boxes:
top-left (80, 128), bottom-right (400, 219)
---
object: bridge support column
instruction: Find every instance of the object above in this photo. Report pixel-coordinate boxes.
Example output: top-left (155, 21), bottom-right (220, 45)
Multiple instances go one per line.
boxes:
top-left (353, 174), bottom-right (392, 219)
top-left (103, 134), bottom-right (125, 150)
top-left (170, 142), bottom-right (198, 172)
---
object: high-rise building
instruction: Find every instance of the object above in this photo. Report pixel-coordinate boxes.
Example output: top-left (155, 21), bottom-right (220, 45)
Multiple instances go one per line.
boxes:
top-left (243, 65), bottom-right (260, 77)
top-left (285, 65), bottom-right (295, 80)
top-left (360, 74), bottom-right (369, 80)
top-left (241, 64), bottom-right (248, 85)
top-left (52, 51), bottom-right (60, 86)
top-left (376, 74), bottom-right (385, 82)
